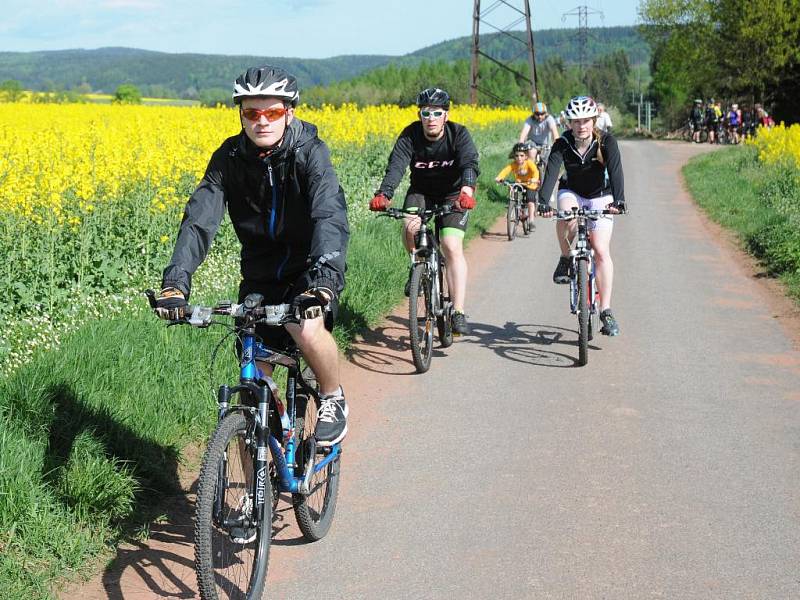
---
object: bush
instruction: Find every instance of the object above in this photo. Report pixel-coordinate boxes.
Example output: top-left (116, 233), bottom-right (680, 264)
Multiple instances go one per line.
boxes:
top-left (113, 84), bottom-right (142, 105)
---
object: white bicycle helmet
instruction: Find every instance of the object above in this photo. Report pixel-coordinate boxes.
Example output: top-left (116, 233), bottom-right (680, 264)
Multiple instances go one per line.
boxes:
top-left (564, 96), bottom-right (598, 119)
top-left (232, 65), bottom-right (299, 106)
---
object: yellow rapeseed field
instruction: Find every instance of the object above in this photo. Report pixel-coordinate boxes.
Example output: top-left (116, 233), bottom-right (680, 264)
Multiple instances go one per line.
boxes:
top-left (0, 102), bottom-right (528, 221)
top-left (746, 122), bottom-right (800, 168)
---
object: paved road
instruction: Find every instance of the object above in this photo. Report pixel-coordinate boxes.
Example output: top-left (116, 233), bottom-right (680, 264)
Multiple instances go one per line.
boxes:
top-left (269, 141), bottom-right (800, 599)
top-left (70, 140), bottom-right (800, 599)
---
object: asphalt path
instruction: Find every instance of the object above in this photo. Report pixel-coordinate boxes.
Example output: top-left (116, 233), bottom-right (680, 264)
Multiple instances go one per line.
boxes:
top-left (69, 140), bottom-right (800, 599)
top-left (269, 140), bottom-right (800, 599)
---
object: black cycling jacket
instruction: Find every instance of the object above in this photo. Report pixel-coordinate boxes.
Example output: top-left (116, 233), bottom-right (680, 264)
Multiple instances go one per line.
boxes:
top-left (538, 130), bottom-right (625, 207)
top-left (377, 121), bottom-right (479, 198)
top-left (162, 118), bottom-right (349, 299)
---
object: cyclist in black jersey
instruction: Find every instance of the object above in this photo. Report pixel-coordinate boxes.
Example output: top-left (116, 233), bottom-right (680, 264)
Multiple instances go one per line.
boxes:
top-left (369, 87), bottom-right (480, 335)
top-left (538, 96), bottom-right (626, 336)
top-left (153, 65), bottom-right (350, 447)
top-left (690, 99), bottom-right (704, 143)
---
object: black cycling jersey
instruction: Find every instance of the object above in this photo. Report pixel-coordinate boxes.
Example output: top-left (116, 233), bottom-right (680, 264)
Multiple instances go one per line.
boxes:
top-left (705, 107), bottom-right (719, 125)
top-left (538, 130), bottom-right (625, 206)
top-left (377, 121), bottom-right (479, 198)
top-left (162, 118), bottom-right (349, 300)
top-left (690, 106), bottom-right (703, 123)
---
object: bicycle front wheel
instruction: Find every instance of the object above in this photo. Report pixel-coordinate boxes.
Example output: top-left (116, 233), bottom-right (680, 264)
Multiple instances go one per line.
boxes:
top-left (436, 259), bottom-right (453, 348)
top-left (577, 259), bottom-right (589, 367)
top-left (409, 262), bottom-right (434, 372)
top-left (293, 374), bottom-right (341, 541)
top-left (506, 200), bottom-right (518, 241)
top-left (195, 412), bottom-right (270, 600)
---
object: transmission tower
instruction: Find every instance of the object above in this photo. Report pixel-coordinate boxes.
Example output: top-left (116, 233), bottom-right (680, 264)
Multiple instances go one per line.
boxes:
top-left (562, 5), bottom-right (603, 78)
top-left (470, 0), bottom-right (539, 105)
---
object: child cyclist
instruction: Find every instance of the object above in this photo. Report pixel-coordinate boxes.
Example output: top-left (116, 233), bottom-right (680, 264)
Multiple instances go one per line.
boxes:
top-left (495, 142), bottom-right (540, 230)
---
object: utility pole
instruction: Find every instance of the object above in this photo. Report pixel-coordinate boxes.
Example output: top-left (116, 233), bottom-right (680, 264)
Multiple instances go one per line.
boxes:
top-left (562, 5), bottom-right (603, 79)
top-left (470, 0), bottom-right (539, 105)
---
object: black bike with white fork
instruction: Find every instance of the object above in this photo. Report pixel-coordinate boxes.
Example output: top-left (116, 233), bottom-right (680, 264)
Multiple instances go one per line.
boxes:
top-left (380, 205), bottom-right (455, 373)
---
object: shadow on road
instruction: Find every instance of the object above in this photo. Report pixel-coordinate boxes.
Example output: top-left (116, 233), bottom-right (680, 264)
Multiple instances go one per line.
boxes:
top-left (465, 320), bottom-right (599, 368)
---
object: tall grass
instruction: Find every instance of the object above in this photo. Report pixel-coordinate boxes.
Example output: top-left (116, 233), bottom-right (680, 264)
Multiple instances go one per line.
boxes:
top-left (0, 123), bottom-right (515, 597)
top-left (683, 145), bottom-right (800, 301)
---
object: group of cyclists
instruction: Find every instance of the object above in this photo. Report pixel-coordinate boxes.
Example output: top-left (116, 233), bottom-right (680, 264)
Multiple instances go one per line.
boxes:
top-left (152, 63), bottom-right (626, 448)
top-left (688, 98), bottom-right (774, 144)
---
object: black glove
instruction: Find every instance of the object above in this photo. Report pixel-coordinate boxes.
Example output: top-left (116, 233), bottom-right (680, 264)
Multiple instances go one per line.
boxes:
top-left (154, 287), bottom-right (188, 320)
top-left (291, 288), bottom-right (331, 320)
top-left (610, 201), bottom-right (626, 214)
top-left (537, 202), bottom-right (552, 216)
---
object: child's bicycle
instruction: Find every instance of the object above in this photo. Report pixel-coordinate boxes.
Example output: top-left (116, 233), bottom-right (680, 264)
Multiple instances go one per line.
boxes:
top-left (499, 181), bottom-right (533, 240)
top-left (146, 290), bottom-right (341, 600)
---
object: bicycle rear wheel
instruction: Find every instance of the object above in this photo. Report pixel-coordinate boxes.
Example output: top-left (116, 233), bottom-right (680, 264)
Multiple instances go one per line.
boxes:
top-left (196, 412), bottom-right (270, 600)
top-left (506, 200), bottom-right (518, 241)
top-left (409, 262), bottom-right (434, 372)
top-left (436, 260), bottom-right (454, 348)
top-left (293, 370), bottom-right (341, 541)
top-left (577, 259), bottom-right (589, 367)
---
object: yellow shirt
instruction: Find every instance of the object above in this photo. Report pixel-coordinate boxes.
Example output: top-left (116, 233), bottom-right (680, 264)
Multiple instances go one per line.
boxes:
top-left (496, 160), bottom-right (540, 190)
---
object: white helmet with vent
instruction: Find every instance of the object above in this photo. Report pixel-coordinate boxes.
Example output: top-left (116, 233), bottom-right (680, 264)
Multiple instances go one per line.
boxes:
top-left (564, 96), bottom-right (598, 119)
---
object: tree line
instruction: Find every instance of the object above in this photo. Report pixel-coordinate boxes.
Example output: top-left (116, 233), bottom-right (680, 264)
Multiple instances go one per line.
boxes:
top-left (639, 0), bottom-right (800, 126)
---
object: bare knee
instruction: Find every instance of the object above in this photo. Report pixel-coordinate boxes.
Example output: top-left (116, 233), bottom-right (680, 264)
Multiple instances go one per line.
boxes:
top-left (286, 317), bottom-right (326, 348)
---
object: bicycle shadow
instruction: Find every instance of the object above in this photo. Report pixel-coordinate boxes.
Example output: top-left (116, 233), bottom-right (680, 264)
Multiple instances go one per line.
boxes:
top-left (345, 314), bottom-right (448, 376)
top-left (465, 320), bottom-right (600, 368)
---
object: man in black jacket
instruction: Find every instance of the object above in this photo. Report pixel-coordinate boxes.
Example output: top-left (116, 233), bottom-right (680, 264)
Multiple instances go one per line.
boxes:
top-left (154, 65), bottom-right (350, 446)
top-left (369, 88), bottom-right (479, 335)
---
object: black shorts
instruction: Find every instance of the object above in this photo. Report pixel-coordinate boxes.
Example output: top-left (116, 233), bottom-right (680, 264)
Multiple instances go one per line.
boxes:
top-left (237, 276), bottom-right (338, 351)
top-left (403, 191), bottom-right (469, 238)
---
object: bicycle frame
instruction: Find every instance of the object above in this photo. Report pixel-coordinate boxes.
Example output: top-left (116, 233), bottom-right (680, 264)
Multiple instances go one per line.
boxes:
top-left (213, 321), bottom-right (341, 527)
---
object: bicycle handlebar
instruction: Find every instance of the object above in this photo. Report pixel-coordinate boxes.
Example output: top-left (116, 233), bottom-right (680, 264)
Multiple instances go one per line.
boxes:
top-left (553, 207), bottom-right (617, 220)
top-left (145, 290), bottom-right (327, 328)
top-left (380, 205), bottom-right (454, 220)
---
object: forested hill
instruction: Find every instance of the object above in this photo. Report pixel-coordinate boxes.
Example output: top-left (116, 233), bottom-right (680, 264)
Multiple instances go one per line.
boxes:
top-left (0, 26), bottom-right (647, 99)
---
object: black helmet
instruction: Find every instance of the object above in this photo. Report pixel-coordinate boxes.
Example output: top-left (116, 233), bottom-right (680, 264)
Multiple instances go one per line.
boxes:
top-left (416, 87), bottom-right (450, 110)
top-left (233, 65), bottom-right (299, 106)
top-left (509, 142), bottom-right (529, 158)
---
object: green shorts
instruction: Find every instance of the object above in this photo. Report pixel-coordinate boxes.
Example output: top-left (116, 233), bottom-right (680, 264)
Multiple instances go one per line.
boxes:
top-left (403, 191), bottom-right (469, 238)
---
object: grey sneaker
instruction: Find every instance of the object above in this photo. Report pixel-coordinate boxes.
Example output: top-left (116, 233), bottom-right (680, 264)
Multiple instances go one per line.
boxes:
top-left (599, 309), bottom-right (620, 336)
top-left (315, 388), bottom-right (348, 447)
top-left (230, 526), bottom-right (257, 544)
top-left (452, 311), bottom-right (470, 336)
top-left (553, 256), bottom-right (572, 284)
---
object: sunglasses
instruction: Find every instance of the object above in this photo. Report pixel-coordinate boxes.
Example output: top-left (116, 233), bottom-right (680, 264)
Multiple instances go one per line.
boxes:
top-left (420, 109), bottom-right (446, 119)
top-left (241, 107), bottom-right (288, 122)
top-left (533, 112), bottom-right (545, 117)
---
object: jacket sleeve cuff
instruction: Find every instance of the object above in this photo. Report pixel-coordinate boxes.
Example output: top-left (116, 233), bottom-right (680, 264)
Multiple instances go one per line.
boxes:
top-left (461, 168), bottom-right (478, 188)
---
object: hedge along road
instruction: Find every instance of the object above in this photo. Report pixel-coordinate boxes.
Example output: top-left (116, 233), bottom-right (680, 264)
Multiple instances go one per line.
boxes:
top-left (70, 141), bottom-right (800, 599)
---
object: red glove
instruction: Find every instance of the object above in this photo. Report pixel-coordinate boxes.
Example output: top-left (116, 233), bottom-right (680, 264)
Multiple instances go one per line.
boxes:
top-left (456, 190), bottom-right (476, 210)
top-left (369, 193), bottom-right (391, 211)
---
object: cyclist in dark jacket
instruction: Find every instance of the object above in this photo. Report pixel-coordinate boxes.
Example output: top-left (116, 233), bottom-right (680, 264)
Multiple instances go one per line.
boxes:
top-left (538, 95), bottom-right (626, 336)
top-left (154, 65), bottom-right (350, 447)
top-left (368, 88), bottom-right (480, 335)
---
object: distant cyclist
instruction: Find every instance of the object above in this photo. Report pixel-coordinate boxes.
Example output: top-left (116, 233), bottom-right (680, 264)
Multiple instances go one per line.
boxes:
top-left (705, 98), bottom-right (720, 144)
top-left (369, 87), bottom-right (480, 336)
top-left (537, 96), bottom-right (626, 337)
top-left (519, 101), bottom-right (560, 166)
top-left (596, 102), bottom-right (613, 134)
top-left (689, 99), bottom-right (704, 143)
top-left (726, 103), bottom-right (741, 144)
top-left (495, 142), bottom-right (541, 230)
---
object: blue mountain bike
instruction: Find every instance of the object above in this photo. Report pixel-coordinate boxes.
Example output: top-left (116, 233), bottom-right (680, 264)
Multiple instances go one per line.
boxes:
top-left (147, 291), bottom-right (341, 599)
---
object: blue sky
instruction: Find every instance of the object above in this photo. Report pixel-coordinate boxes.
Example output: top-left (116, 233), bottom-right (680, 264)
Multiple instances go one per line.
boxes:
top-left (1, 0), bottom-right (641, 57)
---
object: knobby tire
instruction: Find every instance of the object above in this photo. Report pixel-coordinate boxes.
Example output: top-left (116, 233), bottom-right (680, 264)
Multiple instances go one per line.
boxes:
top-left (577, 259), bottom-right (589, 367)
top-left (409, 262), bottom-right (433, 372)
top-left (292, 373), bottom-right (340, 541)
top-left (437, 259), bottom-right (454, 348)
top-left (195, 412), bottom-right (271, 600)
top-left (507, 200), bottom-right (518, 241)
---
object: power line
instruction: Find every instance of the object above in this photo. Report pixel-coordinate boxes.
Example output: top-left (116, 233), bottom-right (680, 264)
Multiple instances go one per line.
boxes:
top-left (561, 5), bottom-right (604, 78)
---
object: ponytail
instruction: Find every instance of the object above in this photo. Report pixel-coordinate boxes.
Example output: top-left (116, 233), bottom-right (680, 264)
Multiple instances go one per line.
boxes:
top-left (594, 128), bottom-right (605, 166)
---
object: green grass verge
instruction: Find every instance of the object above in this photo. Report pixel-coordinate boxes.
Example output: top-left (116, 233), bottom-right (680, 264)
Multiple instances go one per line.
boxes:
top-left (0, 125), bottom-right (514, 597)
top-left (683, 145), bottom-right (800, 302)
